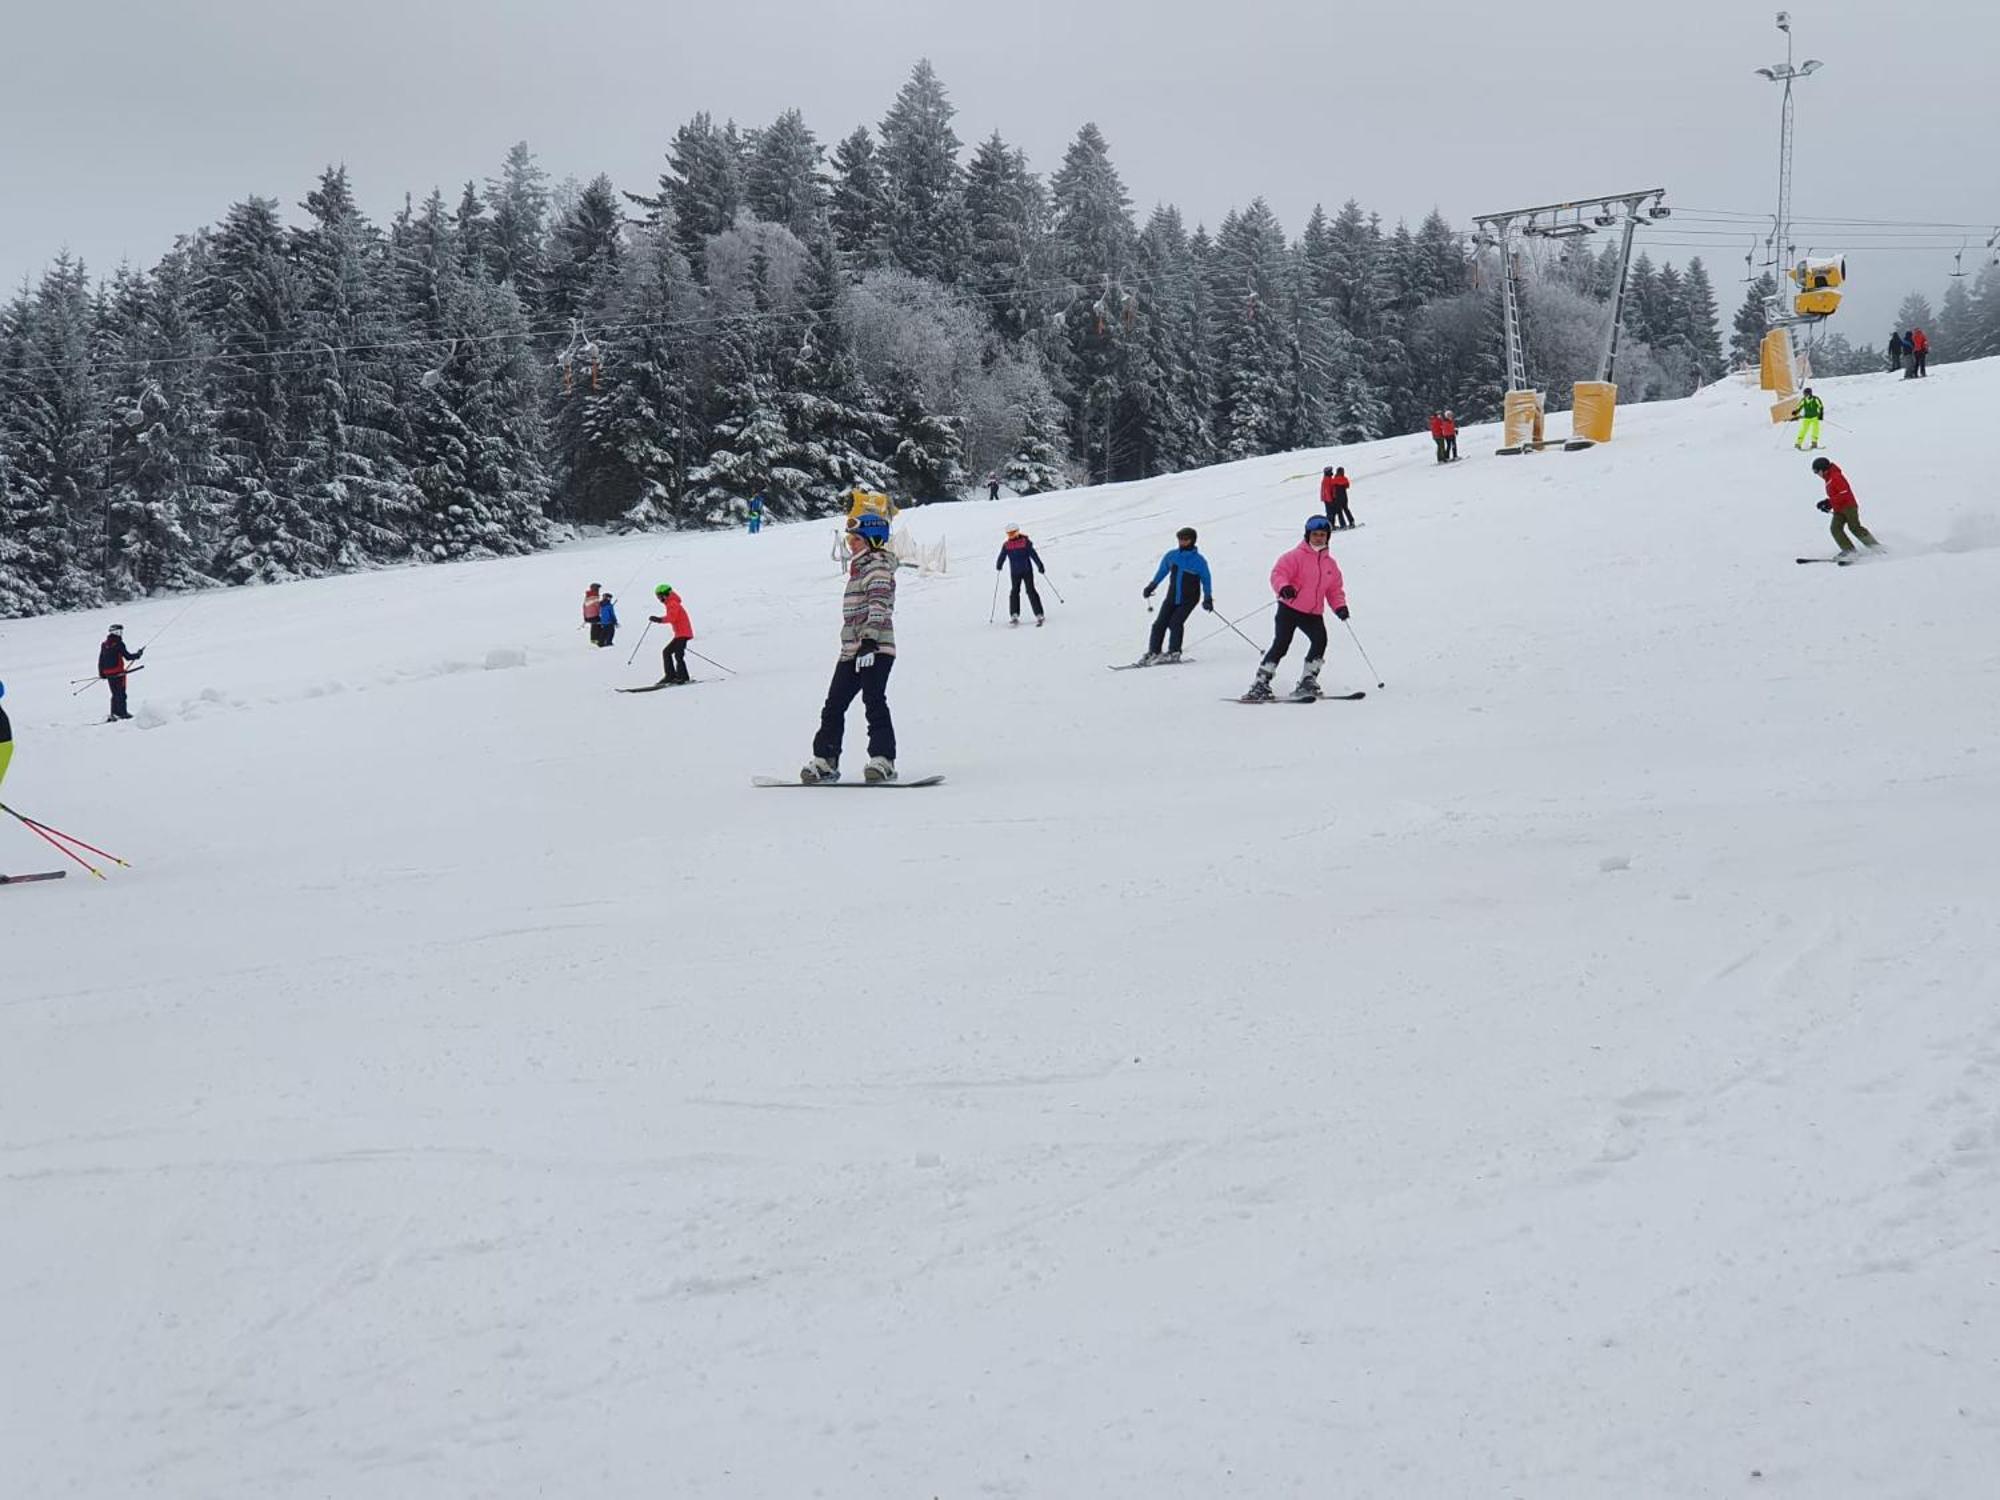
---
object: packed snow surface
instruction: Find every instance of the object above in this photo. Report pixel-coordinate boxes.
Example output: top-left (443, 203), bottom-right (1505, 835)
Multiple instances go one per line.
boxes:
top-left (6, 365), bottom-right (1999, 1498)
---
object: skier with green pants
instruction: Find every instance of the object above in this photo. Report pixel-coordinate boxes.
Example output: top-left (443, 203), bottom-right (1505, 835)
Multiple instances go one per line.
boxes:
top-left (1793, 388), bottom-right (1825, 451)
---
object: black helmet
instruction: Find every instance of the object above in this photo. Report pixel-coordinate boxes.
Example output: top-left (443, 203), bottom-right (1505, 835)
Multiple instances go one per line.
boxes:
top-left (1810, 457), bottom-right (1831, 473)
top-left (1176, 526), bottom-right (1197, 544)
top-left (1323, 466), bottom-right (1334, 476)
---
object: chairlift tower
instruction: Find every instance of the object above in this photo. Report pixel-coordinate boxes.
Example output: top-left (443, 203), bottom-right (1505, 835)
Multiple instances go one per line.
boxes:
top-left (1472, 189), bottom-right (1670, 451)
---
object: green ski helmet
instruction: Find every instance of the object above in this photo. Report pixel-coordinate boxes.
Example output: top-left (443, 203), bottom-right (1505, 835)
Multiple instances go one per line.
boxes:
top-left (654, 583), bottom-right (673, 598)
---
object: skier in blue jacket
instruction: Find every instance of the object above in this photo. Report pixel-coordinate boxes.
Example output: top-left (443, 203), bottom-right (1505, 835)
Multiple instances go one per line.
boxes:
top-left (1140, 527), bottom-right (1214, 662)
top-left (596, 592), bottom-right (619, 647)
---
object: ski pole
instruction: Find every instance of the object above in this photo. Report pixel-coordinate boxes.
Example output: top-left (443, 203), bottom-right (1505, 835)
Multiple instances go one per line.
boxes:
top-left (11, 809), bottom-right (129, 868)
top-left (989, 570), bottom-right (1001, 623)
top-left (0, 803), bottom-right (107, 879)
top-left (1218, 612), bottom-right (1266, 656)
top-left (625, 620), bottom-right (653, 667)
top-left (1190, 604), bottom-right (1268, 654)
top-left (1040, 573), bottom-right (1066, 606)
top-left (687, 648), bottom-right (736, 675)
top-left (71, 665), bottom-right (143, 697)
top-left (1344, 618), bottom-right (1385, 688)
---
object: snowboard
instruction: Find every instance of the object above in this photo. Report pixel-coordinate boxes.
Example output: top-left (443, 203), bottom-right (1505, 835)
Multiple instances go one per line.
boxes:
top-left (752, 774), bottom-right (945, 789)
top-left (1227, 691), bottom-right (1367, 704)
top-left (616, 679), bottom-right (706, 693)
top-left (1110, 658), bottom-right (1197, 670)
top-left (0, 870), bottom-right (67, 886)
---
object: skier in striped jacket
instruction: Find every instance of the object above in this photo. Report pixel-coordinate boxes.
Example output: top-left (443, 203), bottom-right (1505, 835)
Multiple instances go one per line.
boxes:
top-left (802, 512), bottom-right (900, 783)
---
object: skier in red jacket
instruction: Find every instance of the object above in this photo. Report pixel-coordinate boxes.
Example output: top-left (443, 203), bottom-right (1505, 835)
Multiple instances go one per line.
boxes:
top-left (1812, 457), bottom-right (1880, 554)
top-left (1441, 411), bottom-right (1459, 461)
top-left (1909, 327), bottom-right (1929, 378)
top-left (1428, 412), bottom-right (1447, 463)
top-left (649, 585), bottom-right (695, 684)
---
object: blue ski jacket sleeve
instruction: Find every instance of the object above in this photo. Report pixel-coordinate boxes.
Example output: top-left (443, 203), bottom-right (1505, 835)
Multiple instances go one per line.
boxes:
top-left (1147, 549), bottom-right (1212, 602)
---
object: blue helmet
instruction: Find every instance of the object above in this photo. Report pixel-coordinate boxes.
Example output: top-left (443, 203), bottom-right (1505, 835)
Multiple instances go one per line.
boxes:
top-left (1304, 515), bottom-right (1333, 535)
top-left (855, 512), bottom-right (892, 542)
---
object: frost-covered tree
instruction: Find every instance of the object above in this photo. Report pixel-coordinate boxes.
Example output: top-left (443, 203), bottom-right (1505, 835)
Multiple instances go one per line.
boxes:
top-left (744, 109), bottom-right (826, 239)
top-left (1731, 274), bottom-right (1775, 366)
top-left (962, 132), bottom-right (1047, 341)
top-left (827, 126), bottom-right (888, 271)
top-left (1680, 258), bottom-right (1725, 382)
top-left (638, 113), bottom-right (745, 276)
top-left (485, 141), bottom-right (549, 303)
top-left (544, 173), bottom-right (625, 328)
top-left (878, 60), bottom-right (965, 284)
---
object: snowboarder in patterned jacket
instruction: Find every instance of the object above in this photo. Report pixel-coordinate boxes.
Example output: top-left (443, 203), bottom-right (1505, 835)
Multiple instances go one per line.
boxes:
top-left (98, 625), bottom-right (143, 722)
top-left (1792, 388), bottom-right (1825, 450)
top-left (802, 512), bottom-right (899, 783)
top-left (649, 585), bottom-right (694, 684)
top-left (1812, 457), bottom-right (1880, 554)
top-left (1140, 527), bottom-right (1213, 662)
top-left (1321, 466), bottom-right (1355, 528)
top-left (995, 525), bottom-right (1047, 626)
top-left (1242, 517), bottom-right (1348, 702)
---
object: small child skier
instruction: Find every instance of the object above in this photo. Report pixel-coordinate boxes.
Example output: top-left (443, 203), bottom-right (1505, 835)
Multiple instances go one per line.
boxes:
top-left (583, 583), bottom-right (603, 644)
top-left (1140, 527), bottom-right (1214, 662)
top-left (1242, 516), bottom-right (1348, 702)
top-left (1812, 456), bottom-right (1881, 555)
top-left (98, 625), bottom-right (143, 722)
top-left (995, 525), bottom-right (1047, 626)
top-left (649, 585), bottom-right (695, 684)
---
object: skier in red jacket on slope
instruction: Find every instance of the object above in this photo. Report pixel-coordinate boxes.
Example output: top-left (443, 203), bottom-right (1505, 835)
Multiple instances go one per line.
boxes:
top-left (1812, 457), bottom-right (1881, 555)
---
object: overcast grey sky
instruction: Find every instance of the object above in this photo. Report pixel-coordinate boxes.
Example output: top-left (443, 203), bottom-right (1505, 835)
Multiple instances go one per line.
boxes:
top-left (1, 0), bottom-right (1991, 339)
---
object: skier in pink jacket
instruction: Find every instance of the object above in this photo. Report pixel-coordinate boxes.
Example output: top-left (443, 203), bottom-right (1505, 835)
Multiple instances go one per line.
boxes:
top-left (1241, 516), bottom-right (1349, 701)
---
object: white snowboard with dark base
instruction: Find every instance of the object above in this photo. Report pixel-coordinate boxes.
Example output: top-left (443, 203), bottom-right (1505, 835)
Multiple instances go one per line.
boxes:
top-left (752, 775), bottom-right (946, 789)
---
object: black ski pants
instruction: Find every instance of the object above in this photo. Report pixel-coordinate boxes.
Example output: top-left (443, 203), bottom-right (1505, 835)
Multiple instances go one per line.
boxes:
top-left (1325, 499), bottom-right (1355, 529)
top-left (1262, 603), bottom-right (1327, 667)
top-left (1149, 593), bottom-right (1200, 654)
top-left (1008, 572), bottom-right (1044, 619)
top-left (106, 674), bottom-right (129, 718)
top-left (814, 654), bottom-right (896, 762)
top-left (662, 637), bottom-right (690, 683)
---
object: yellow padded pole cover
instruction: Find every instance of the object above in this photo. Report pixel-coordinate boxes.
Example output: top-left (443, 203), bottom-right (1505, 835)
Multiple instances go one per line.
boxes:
top-left (1502, 389), bottom-right (1545, 449)
top-left (1570, 381), bottom-right (1617, 444)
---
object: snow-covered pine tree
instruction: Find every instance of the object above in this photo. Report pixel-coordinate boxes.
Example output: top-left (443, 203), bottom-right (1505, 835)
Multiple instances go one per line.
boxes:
top-left (1047, 122), bottom-right (1137, 481)
top-left (827, 126), bottom-right (889, 272)
top-left (98, 252), bottom-right (226, 596)
top-left (1935, 276), bottom-right (1975, 364)
top-left (288, 166), bottom-right (412, 568)
top-left (1129, 205), bottom-right (1214, 473)
top-left (878, 60), bottom-right (967, 285)
top-left (744, 109), bottom-right (826, 240)
top-left (1895, 292), bottom-right (1938, 344)
top-left (1207, 201), bottom-right (1292, 460)
top-left (1730, 274), bottom-right (1776, 368)
top-left (773, 237), bottom-right (891, 513)
top-left (637, 113), bottom-right (746, 278)
top-left (0, 254), bottom-right (105, 609)
top-left (883, 359), bottom-right (966, 501)
top-left (485, 141), bottom-right (550, 308)
top-left (544, 174), bottom-right (625, 329)
top-left (1680, 258), bottom-right (1725, 383)
top-left (962, 131), bottom-right (1048, 342)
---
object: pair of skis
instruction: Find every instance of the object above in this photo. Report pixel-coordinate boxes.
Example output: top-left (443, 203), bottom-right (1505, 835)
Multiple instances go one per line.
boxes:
top-left (615, 679), bottom-right (706, 694)
top-left (751, 775), bottom-right (944, 789)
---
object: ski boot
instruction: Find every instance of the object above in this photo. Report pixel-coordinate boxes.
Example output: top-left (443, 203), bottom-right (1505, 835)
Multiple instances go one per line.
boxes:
top-left (1162, 651), bottom-right (1181, 664)
top-left (801, 756), bottom-right (840, 784)
top-left (1009, 616), bottom-right (1020, 628)
top-left (1240, 664), bottom-right (1276, 702)
top-left (1290, 659), bottom-right (1325, 701)
top-left (1035, 614), bottom-right (1046, 627)
top-left (864, 756), bottom-right (897, 784)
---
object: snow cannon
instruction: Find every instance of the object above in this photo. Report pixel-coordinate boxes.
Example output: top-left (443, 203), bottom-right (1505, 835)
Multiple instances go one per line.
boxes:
top-left (1791, 256), bottom-right (1845, 319)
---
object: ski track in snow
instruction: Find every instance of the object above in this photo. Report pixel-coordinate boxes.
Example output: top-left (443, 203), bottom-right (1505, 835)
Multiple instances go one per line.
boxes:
top-left (4, 363), bottom-right (2000, 1497)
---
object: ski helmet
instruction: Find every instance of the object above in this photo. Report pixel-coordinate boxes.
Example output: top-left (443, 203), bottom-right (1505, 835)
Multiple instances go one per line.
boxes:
top-left (588, 582), bottom-right (601, 591)
top-left (855, 512), bottom-right (892, 542)
top-left (108, 624), bottom-right (124, 635)
top-left (1304, 515), bottom-right (1333, 536)
top-left (1005, 524), bottom-right (1020, 536)
top-left (655, 583), bottom-right (672, 598)
top-left (1810, 457), bottom-right (1831, 473)
top-left (1323, 466), bottom-right (1334, 477)
top-left (1176, 526), bottom-right (1197, 544)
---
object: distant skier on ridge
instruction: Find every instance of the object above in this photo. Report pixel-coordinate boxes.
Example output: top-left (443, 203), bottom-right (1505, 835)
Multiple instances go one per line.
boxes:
top-left (97, 625), bottom-right (143, 723)
top-left (1241, 517), bottom-right (1349, 702)
top-left (1321, 466), bottom-right (1355, 529)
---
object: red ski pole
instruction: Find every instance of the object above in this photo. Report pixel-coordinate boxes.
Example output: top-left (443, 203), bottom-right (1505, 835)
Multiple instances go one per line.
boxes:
top-left (0, 804), bottom-right (105, 880)
top-left (11, 808), bottom-right (129, 868)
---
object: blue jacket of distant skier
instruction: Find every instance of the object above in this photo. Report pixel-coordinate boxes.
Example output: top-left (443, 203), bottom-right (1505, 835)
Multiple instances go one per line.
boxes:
top-left (598, 597), bottom-right (619, 628)
top-left (1147, 547), bottom-right (1212, 605)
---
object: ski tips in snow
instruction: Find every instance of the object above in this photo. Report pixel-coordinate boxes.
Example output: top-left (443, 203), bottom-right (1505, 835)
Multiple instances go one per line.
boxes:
top-left (752, 774), bottom-right (945, 788)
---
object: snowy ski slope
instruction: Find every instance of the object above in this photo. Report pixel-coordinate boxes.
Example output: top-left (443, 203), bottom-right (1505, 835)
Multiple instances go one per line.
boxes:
top-left (4, 360), bottom-right (1999, 1498)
